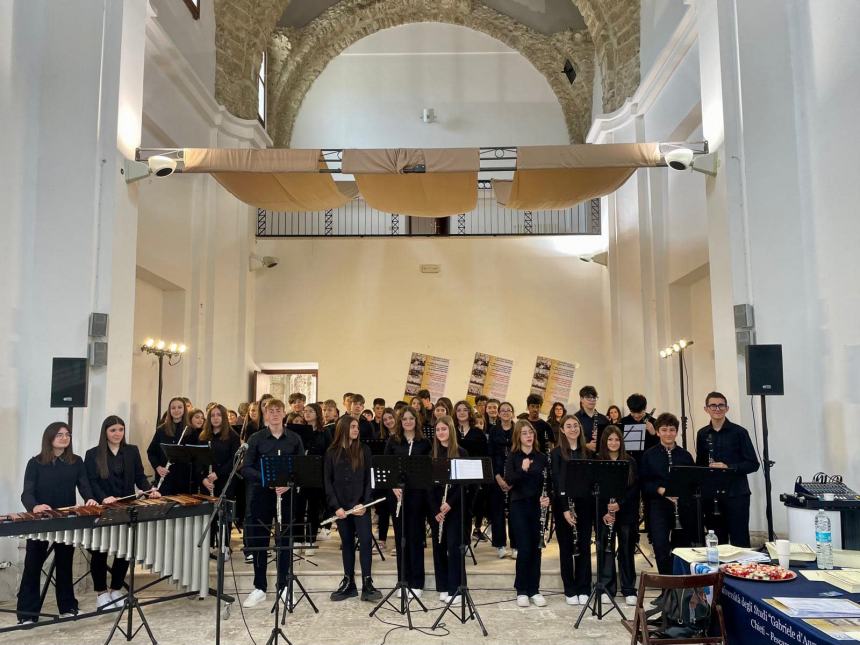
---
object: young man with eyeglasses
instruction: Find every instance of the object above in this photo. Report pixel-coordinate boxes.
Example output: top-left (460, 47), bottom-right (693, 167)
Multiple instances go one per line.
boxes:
top-left (695, 391), bottom-right (760, 547)
top-left (574, 385), bottom-right (608, 452)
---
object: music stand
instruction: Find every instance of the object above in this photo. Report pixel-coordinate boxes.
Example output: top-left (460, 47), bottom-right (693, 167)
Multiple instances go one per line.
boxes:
top-left (368, 455), bottom-right (431, 629)
top-left (99, 501), bottom-right (176, 645)
top-left (622, 424), bottom-right (646, 453)
top-left (461, 437), bottom-right (491, 548)
top-left (431, 456), bottom-right (493, 637)
top-left (571, 460), bottom-right (628, 628)
top-left (160, 444), bottom-right (213, 485)
top-left (669, 465), bottom-right (729, 547)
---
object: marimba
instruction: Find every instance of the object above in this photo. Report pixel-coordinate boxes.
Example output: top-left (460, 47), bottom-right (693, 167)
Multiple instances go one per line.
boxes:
top-left (0, 494), bottom-right (216, 598)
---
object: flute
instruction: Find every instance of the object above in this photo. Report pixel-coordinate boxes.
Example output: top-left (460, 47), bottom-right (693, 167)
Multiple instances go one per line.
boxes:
top-left (320, 497), bottom-right (386, 526)
top-left (438, 484), bottom-right (450, 544)
top-left (156, 425), bottom-right (189, 491)
top-left (395, 439), bottom-right (414, 518)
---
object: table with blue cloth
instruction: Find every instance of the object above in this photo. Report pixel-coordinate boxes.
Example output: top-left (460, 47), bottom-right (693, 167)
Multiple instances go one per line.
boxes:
top-left (673, 554), bottom-right (860, 644)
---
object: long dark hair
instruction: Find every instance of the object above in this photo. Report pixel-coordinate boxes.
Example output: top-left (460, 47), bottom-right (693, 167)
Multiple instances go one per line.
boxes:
top-left (597, 425), bottom-right (635, 485)
top-left (431, 415), bottom-right (460, 459)
top-left (159, 397), bottom-right (185, 438)
top-left (558, 414), bottom-right (589, 461)
top-left (328, 415), bottom-right (364, 471)
top-left (199, 404), bottom-right (232, 442)
top-left (548, 402), bottom-right (567, 426)
top-left (378, 407), bottom-right (396, 440)
top-left (37, 422), bottom-right (77, 465)
top-left (95, 415), bottom-right (126, 478)
top-left (305, 402), bottom-right (324, 432)
top-left (453, 400), bottom-right (475, 433)
top-left (393, 407), bottom-right (420, 444)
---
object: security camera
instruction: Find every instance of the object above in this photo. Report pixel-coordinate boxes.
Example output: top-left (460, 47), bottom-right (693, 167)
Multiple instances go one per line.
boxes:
top-left (261, 256), bottom-right (279, 268)
top-left (249, 254), bottom-right (280, 271)
top-left (148, 155), bottom-right (177, 177)
top-left (664, 148), bottom-right (694, 171)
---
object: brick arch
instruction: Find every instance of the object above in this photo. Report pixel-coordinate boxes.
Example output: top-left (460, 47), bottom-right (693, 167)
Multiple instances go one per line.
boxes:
top-left (266, 0), bottom-right (595, 146)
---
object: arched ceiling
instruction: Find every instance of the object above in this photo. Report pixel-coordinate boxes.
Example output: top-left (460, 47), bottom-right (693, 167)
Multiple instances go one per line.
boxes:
top-left (213, 0), bottom-right (639, 143)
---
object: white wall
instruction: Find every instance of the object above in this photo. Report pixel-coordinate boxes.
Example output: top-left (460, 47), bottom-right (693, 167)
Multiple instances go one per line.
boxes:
top-left (290, 23), bottom-right (569, 148)
top-left (254, 237), bottom-right (612, 408)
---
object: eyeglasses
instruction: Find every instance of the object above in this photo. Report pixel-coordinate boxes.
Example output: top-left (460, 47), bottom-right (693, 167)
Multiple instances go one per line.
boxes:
top-left (583, 396), bottom-right (598, 401)
top-left (55, 432), bottom-right (71, 438)
top-left (707, 404), bottom-right (728, 411)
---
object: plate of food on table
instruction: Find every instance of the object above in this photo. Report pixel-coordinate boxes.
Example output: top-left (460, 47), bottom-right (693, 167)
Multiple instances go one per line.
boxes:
top-left (721, 562), bottom-right (797, 582)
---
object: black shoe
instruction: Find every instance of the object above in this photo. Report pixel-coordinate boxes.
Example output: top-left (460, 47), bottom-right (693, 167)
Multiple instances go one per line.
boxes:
top-left (330, 576), bottom-right (357, 601)
top-left (361, 577), bottom-right (382, 602)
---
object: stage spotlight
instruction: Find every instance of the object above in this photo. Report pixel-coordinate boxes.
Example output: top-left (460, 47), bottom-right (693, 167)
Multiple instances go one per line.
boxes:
top-left (148, 155), bottom-right (177, 177)
top-left (665, 148), bottom-right (694, 171)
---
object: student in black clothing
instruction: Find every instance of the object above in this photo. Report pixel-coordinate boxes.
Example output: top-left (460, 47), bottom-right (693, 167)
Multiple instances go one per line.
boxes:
top-left (288, 392), bottom-right (306, 416)
top-left (384, 407), bottom-right (430, 596)
top-left (347, 393), bottom-right (375, 442)
top-left (525, 393), bottom-right (554, 452)
top-left (85, 416), bottom-right (161, 609)
top-left (474, 395), bottom-right (488, 427)
top-left (550, 414), bottom-right (594, 605)
top-left (547, 402), bottom-right (567, 444)
top-left (696, 391), bottom-right (760, 547)
top-left (504, 420), bottom-right (550, 608)
top-left (198, 404), bottom-right (241, 547)
top-left (240, 399), bottom-right (304, 608)
top-left (370, 398), bottom-right (386, 436)
top-left (453, 400), bottom-right (483, 540)
top-left (488, 401), bottom-right (515, 558)
top-left (619, 393), bottom-right (658, 461)
top-left (606, 405), bottom-right (622, 426)
top-left (428, 416), bottom-right (468, 602)
top-left (325, 415), bottom-right (381, 602)
top-left (595, 425), bottom-right (639, 606)
top-left (301, 402), bottom-right (332, 547)
top-left (640, 413), bottom-right (695, 575)
top-left (484, 398), bottom-right (500, 430)
top-left (17, 422), bottom-right (97, 623)
top-left (147, 396), bottom-right (187, 493)
top-left (574, 385), bottom-right (609, 452)
top-left (470, 414), bottom-right (491, 540)
top-left (372, 407), bottom-right (396, 549)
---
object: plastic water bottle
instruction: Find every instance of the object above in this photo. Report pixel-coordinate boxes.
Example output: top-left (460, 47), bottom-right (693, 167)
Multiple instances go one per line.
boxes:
top-left (706, 530), bottom-right (719, 566)
top-left (816, 510), bottom-right (833, 570)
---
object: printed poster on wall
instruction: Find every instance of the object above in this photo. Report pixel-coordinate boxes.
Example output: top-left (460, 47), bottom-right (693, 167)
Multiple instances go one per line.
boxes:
top-left (466, 352), bottom-right (513, 405)
top-left (530, 356), bottom-right (577, 413)
top-left (403, 352), bottom-right (449, 402)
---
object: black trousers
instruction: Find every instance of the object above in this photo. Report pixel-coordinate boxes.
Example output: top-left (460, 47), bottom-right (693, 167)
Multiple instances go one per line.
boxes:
top-left (374, 489), bottom-right (391, 542)
top-left (552, 499), bottom-right (593, 596)
top-left (336, 513), bottom-right (373, 580)
top-left (597, 520), bottom-right (637, 597)
top-left (648, 498), bottom-right (692, 575)
top-left (90, 551), bottom-right (130, 593)
top-left (705, 494), bottom-right (751, 547)
top-left (430, 510), bottom-right (463, 595)
top-left (553, 505), bottom-right (577, 597)
top-left (472, 485), bottom-right (489, 532)
top-left (509, 499), bottom-right (542, 596)
top-left (489, 483), bottom-right (508, 548)
top-left (17, 540), bottom-right (77, 621)
top-left (305, 488), bottom-right (325, 543)
top-left (392, 493), bottom-right (426, 589)
top-left (247, 488), bottom-right (294, 592)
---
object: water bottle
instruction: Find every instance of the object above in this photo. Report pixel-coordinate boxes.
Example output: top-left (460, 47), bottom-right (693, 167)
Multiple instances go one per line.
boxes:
top-left (815, 510), bottom-right (833, 570)
top-left (706, 529), bottom-right (719, 566)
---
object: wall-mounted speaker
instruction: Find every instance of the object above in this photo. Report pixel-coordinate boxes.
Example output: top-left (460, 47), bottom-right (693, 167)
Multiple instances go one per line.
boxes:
top-left (746, 344), bottom-right (784, 396)
top-left (90, 341), bottom-right (108, 368)
top-left (89, 312), bottom-right (109, 337)
top-left (50, 358), bottom-right (89, 408)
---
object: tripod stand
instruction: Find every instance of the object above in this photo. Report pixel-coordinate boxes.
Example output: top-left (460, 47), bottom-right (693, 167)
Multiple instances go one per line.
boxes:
top-left (431, 456), bottom-right (492, 637)
top-left (101, 502), bottom-right (174, 645)
top-left (368, 455), bottom-right (430, 629)
top-left (573, 460), bottom-right (628, 629)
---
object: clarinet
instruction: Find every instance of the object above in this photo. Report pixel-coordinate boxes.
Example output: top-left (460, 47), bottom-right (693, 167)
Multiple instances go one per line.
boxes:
top-left (395, 439), bottom-right (413, 518)
top-left (156, 425), bottom-right (189, 491)
top-left (605, 497), bottom-right (617, 554)
top-left (438, 483), bottom-right (450, 544)
top-left (539, 465), bottom-right (549, 549)
top-left (503, 437), bottom-right (511, 517)
top-left (707, 433), bottom-right (721, 516)
top-left (666, 446), bottom-right (683, 530)
top-left (567, 496), bottom-right (580, 556)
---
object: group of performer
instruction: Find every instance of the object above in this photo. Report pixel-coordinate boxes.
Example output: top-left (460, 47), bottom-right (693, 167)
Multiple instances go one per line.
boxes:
top-left (14, 385), bottom-right (759, 623)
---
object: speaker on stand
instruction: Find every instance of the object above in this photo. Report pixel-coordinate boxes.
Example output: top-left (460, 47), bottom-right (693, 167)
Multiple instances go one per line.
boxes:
top-left (745, 344), bottom-right (783, 542)
top-left (50, 357), bottom-right (89, 430)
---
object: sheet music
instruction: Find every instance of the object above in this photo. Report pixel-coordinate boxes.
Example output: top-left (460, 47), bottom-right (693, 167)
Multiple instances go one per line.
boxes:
top-left (623, 424), bottom-right (645, 451)
top-left (451, 459), bottom-right (483, 480)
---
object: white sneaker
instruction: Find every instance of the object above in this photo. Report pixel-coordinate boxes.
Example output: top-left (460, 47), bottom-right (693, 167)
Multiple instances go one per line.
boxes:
top-left (97, 592), bottom-right (115, 610)
top-left (516, 595), bottom-right (529, 607)
top-left (577, 594), bottom-right (589, 605)
top-left (412, 588), bottom-right (423, 598)
top-left (439, 592), bottom-right (450, 602)
top-left (317, 528), bottom-right (331, 541)
top-left (625, 595), bottom-right (638, 606)
top-left (497, 547), bottom-right (507, 559)
top-left (510, 549), bottom-right (518, 559)
top-left (565, 595), bottom-right (578, 605)
top-left (449, 594), bottom-right (462, 605)
top-left (530, 594), bottom-right (547, 607)
top-left (59, 611), bottom-right (77, 619)
top-left (109, 589), bottom-right (124, 603)
top-left (243, 588), bottom-right (267, 608)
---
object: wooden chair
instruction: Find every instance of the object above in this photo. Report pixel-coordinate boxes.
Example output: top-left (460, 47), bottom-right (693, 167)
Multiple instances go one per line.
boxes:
top-left (623, 572), bottom-right (728, 644)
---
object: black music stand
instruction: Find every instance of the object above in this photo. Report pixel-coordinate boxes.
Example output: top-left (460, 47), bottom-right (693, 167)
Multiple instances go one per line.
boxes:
top-left (460, 437), bottom-right (491, 551)
top-left (98, 501), bottom-right (176, 645)
top-left (161, 444), bottom-right (213, 487)
top-left (368, 455), bottom-right (431, 629)
top-left (431, 456), bottom-right (493, 637)
top-left (362, 440), bottom-right (389, 559)
top-left (572, 459), bottom-right (628, 628)
top-left (670, 465), bottom-right (730, 547)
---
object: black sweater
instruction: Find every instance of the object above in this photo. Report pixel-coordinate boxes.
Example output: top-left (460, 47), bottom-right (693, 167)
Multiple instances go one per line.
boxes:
top-left (146, 424), bottom-right (199, 493)
top-left (200, 430), bottom-right (242, 496)
top-left (695, 420), bottom-right (759, 497)
top-left (598, 455), bottom-right (639, 524)
top-left (84, 445), bottom-right (151, 502)
top-left (241, 427), bottom-right (304, 487)
top-left (550, 446), bottom-right (591, 502)
top-left (21, 455), bottom-right (93, 512)
top-left (640, 444), bottom-right (694, 499)
top-left (428, 447), bottom-right (468, 512)
top-left (504, 451), bottom-right (549, 503)
top-left (488, 424), bottom-right (514, 477)
top-left (324, 443), bottom-right (373, 511)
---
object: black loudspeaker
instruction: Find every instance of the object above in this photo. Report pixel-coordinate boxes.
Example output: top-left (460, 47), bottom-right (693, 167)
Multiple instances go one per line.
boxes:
top-left (746, 344), bottom-right (784, 396)
top-left (50, 358), bottom-right (89, 408)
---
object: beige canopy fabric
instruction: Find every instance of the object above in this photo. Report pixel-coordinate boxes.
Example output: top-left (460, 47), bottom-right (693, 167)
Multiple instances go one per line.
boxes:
top-left (342, 148), bottom-right (478, 217)
top-left (493, 143), bottom-right (662, 210)
top-left (182, 147), bottom-right (356, 211)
